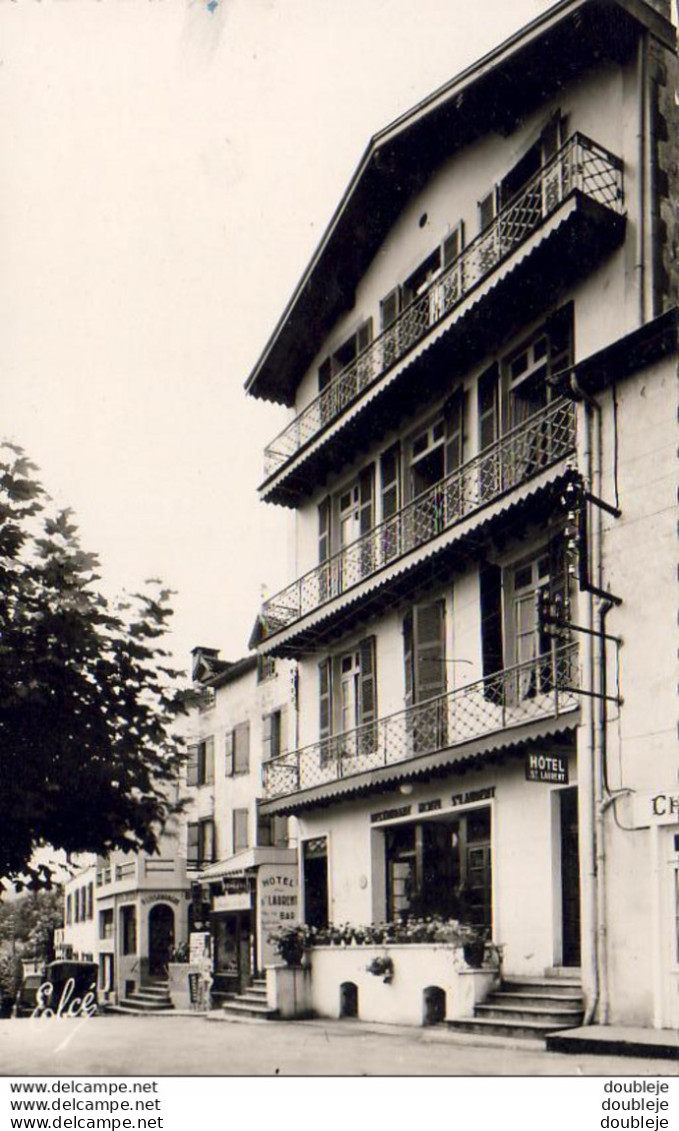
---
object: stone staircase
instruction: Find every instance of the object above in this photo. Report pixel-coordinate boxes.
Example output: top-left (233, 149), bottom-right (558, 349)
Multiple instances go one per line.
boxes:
top-left (221, 978), bottom-right (279, 1021)
top-left (447, 971), bottom-right (584, 1041)
top-left (117, 977), bottom-right (173, 1014)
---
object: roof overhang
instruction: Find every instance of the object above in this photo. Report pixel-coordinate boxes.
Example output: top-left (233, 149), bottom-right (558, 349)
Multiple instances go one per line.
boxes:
top-left (259, 716), bottom-right (578, 816)
top-left (245, 0), bottom-right (673, 407)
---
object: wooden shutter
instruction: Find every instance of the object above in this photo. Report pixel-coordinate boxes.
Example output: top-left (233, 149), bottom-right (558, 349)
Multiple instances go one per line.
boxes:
top-left (234, 722), bottom-right (250, 774)
top-left (403, 610), bottom-right (414, 708)
top-left (224, 731), bottom-right (234, 777)
top-left (233, 810), bottom-right (249, 852)
top-left (414, 600), bottom-right (446, 703)
top-left (279, 705), bottom-right (288, 754)
top-left (478, 364), bottom-right (499, 451)
top-left (479, 190), bottom-right (496, 231)
top-left (380, 444), bottom-right (400, 519)
top-left (356, 318), bottom-right (373, 354)
top-left (480, 564), bottom-right (504, 679)
top-left (202, 819), bottom-right (215, 864)
top-left (445, 388), bottom-right (466, 474)
top-left (187, 822), bottom-right (200, 866)
top-left (262, 713), bottom-right (273, 762)
top-left (318, 497), bottom-right (331, 563)
top-left (380, 287), bottom-right (401, 330)
top-left (359, 464), bottom-right (374, 535)
top-left (186, 744), bottom-right (199, 787)
top-left (319, 659), bottom-right (332, 740)
top-left (205, 736), bottom-right (215, 784)
top-left (443, 220), bottom-right (465, 267)
top-left (358, 636), bottom-right (377, 726)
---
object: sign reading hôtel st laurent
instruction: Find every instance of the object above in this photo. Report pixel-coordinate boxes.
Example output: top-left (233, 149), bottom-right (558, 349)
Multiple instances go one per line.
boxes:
top-left (258, 862), bottom-right (299, 967)
top-left (525, 752), bottom-right (569, 784)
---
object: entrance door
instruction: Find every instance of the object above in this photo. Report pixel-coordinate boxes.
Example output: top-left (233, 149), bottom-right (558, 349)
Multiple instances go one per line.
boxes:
top-left (560, 787), bottom-right (581, 966)
top-left (213, 912), bottom-right (253, 993)
top-left (148, 904), bottom-right (175, 977)
top-left (303, 837), bottom-right (329, 928)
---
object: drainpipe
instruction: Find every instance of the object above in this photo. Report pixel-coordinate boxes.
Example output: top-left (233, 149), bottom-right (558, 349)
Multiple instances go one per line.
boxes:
top-left (569, 374), bottom-right (598, 1023)
top-left (595, 595), bottom-right (615, 1025)
top-left (637, 32), bottom-right (648, 326)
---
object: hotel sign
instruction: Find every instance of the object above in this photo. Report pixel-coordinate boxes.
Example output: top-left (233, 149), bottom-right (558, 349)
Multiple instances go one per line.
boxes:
top-left (525, 752), bottom-right (569, 784)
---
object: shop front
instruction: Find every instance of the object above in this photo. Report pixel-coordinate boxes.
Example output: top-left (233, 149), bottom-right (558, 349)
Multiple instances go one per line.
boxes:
top-left (197, 847), bottom-right (298, 999)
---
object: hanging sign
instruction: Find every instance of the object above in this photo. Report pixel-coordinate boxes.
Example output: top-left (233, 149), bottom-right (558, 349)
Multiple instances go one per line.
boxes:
top-left (632, 790), bottom-right (679, 828)
top-left (525, 752), bottom-right (569, 784)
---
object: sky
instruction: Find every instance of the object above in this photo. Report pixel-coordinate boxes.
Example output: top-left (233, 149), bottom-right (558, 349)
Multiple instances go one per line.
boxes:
top-left (0, 0), bottom-right (556, 674)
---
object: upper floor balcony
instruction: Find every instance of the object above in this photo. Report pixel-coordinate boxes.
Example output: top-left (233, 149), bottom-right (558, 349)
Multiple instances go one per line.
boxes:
top-left (259, 398), bottom-right (575, 653)
top-left (261, 643), bottom-right (579, 813)
top-left (260, 132), bottom-right (623, 507)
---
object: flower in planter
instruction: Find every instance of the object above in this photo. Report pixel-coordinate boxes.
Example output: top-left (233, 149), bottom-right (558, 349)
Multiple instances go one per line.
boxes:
top-left (365, 955), bottom-right (394, 984)
top-left (268, 925), bottom-right (313, 966)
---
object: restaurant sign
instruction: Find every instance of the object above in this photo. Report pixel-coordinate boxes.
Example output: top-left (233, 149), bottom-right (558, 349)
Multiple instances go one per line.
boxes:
top-left (525, 752), bottom-right (569, 784)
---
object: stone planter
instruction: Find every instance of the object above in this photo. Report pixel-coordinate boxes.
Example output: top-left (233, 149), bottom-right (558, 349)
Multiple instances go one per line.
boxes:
top-left (266, 964), bottom-right (313, 1019)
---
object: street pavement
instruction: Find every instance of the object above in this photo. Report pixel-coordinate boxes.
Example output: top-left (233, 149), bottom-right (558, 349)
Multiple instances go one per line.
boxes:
top-left (0, 1015), bottom-right (676, 1076)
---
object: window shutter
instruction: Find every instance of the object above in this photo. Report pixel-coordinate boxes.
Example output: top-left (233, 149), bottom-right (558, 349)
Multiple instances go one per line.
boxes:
top-left (318, 497), bottom-right (331, 563)
top-left (262, 713), bottom-right (273, 762)
top-left (414, 600), bottom-right (446, 703)
top-left (480, 564), bottom-right (504, 679)
top-left (203, 819), bottom-right (215, 864)
top-left (358, 636), bottom-right (377, 726)
top-left (359, 464), bottom-right (374, 535)
top-left (356, 318), bottom-right (373, 354)
top-left (479, 190), bottom-right (496, 231)
top-left (380, 444), bottom-right (400, 520)
top-left (186, 744), bottom-right (199, 787)
top-left (380, 287), bottom-right (401, 330)
top-left (403, 610), bottom-right (414, 708)
top-left (187, 822), bottom-right (200, 866)
top-left (233, 809), bottom-right (249, 852)
top-left (445, 388), bottom-right (466, 474)
top-left (234, 722), bottom-right (250, 774)
top-left (279, 705), bottom-right (288, 754)
top-left (224, 731), bottom-right (234, 777)
top-left (443, 220), bottom-right (465, 267)
top-left (478, 364), bottom-right (499, 451)
top-left (205, 736), bottom-right (215, 784)
top-left (319, 659), bottom-right (332, 740)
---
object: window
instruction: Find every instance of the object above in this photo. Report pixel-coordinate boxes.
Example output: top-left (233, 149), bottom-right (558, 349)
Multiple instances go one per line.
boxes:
top-left (187, 819), bottom-right (215, 868)
top-left (257, 654), bottom-right (276, 683)
top-left (318, 320), bottom-right (373, 417)
top-left (86, 882), bottom-right (94, 921)
top-left (502, 540), bottom-right (567, 700)
top-left (403, 600), bottom-right (447, 753)
top-left (318, 637), bottom-right (377, 764)
top-left (121, 906), bottom-right (137, 956)
top-left (225, 723), bottom-right (250, 776)
top-left (186, 737), bottom-right (215, 787)
top-left (257, 808), bottom-right (288, 848)
top-left (504, 308), bottom-right (573, 429)
top-left (233, 808), bottom-right (250, 853)
top-left (263, 707), bottom-right (287, 762)
top-left (66, 894), bottom-right (72, 926)
top-left (99, 909), bottom-right (114, 940)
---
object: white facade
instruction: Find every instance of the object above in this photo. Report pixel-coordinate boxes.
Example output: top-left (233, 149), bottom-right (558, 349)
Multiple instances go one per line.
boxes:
top-left (249, 0), bottom-right (678, 1030)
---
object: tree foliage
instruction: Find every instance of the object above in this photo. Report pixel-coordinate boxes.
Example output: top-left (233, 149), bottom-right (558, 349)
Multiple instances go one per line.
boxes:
top-left (0, 443), bottom-right (185, 885)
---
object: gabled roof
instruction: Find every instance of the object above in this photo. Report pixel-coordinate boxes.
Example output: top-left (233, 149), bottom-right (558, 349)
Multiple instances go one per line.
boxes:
top-left (245, 0), bottom-right (674, 407)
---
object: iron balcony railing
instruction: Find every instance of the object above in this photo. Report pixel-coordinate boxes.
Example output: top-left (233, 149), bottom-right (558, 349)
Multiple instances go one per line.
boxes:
top-left (263, 132), bottom-right (622, 479)
top-left (263, 644), bottom-right (579, 800)
top-left (262, 398), bottom-right (576, 637)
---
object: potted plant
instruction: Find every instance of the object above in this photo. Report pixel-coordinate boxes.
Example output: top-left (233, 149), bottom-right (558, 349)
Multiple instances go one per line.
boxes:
top-left (365, 955), bottom-right (394, 984)
top-left (457, 924), bottom-right (489, 969)
top-left (268, 925), bottom-right (308, 967)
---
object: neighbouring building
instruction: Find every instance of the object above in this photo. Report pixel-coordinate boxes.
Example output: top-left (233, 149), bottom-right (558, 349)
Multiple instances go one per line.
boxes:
top-left (183, 647), bottom-right (299, 1001)
top-left (247, 0), bottom-right (678, 1032)
top-left (57, 862), bottom-right (98, 963)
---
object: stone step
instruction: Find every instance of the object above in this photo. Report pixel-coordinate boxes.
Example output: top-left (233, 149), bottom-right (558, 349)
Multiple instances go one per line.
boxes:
top-left (118, 998), bottom-right (174, 1013)
top-left (139, 986), bottom-right (172, 998)
top-left (476, 1003), bottom-right (584, 1026)
top-left (447, 1016), bottom-right (566, 1041)
top-left (239, 988), bottom-right (268, 1002)
top-left (487, 990), bottom-right (583, 1007)
top-left (501, 977), bottom-right (582, 996)
top-left (222, 999), bottom-right (279, 1021)
top-left (544, 967), bottom-right (582, 980)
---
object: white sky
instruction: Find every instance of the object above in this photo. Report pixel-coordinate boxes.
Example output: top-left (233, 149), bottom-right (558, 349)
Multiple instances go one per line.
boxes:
top-left (0, 0), bottom-right (554, 673)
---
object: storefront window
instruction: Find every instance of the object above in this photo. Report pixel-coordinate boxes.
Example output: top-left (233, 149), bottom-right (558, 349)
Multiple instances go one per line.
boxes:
top-left (384, 809), bottom-right (492, 929)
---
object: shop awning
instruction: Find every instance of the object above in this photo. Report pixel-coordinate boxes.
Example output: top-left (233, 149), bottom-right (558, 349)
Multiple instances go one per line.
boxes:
top-left (196, 846), bottom-right (297, 883)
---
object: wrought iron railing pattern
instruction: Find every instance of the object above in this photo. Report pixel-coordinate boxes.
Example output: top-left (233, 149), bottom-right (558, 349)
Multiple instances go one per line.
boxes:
top-left (263, 132), bottom-right (622, 478)
top-left (262, 644), bottom-right (579, 800)
top-left (262, 398), bottom-right (575, 636)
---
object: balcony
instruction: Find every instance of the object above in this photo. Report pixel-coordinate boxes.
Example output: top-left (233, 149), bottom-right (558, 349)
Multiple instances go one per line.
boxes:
top-left (262, 644), bottom-right (579, 810)
top-left (260, 399), bottom-right (575, 647)
top-left (261, 132), bottom-right (623, 504)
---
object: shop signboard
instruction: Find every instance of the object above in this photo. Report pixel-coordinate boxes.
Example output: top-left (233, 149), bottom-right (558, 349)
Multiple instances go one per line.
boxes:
top-left (189, 931), bottom-right (211, 969)
top-left (258, 863), bottom-right (299, 967)
top-left (525, 752), bottom-right (568, 784)
top-left (632, 790), bottom-right (679, 828)
top-left (213, 891), bottom-right (252, 912)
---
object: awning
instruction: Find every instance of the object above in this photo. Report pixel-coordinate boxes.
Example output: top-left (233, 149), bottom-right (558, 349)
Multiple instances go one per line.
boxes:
top-left (196, 846), bottom-right (297, 883)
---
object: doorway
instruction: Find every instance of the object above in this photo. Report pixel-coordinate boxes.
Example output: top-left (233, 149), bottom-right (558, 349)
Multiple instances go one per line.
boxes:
top-left (148, 904), bottom-right (175, 977)
top-left (303, 837), bottom-right (329, 929)
top-left (559, 787), bottom-right (581, 966)
top-left (213, 911), bottom-right (253, 993)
